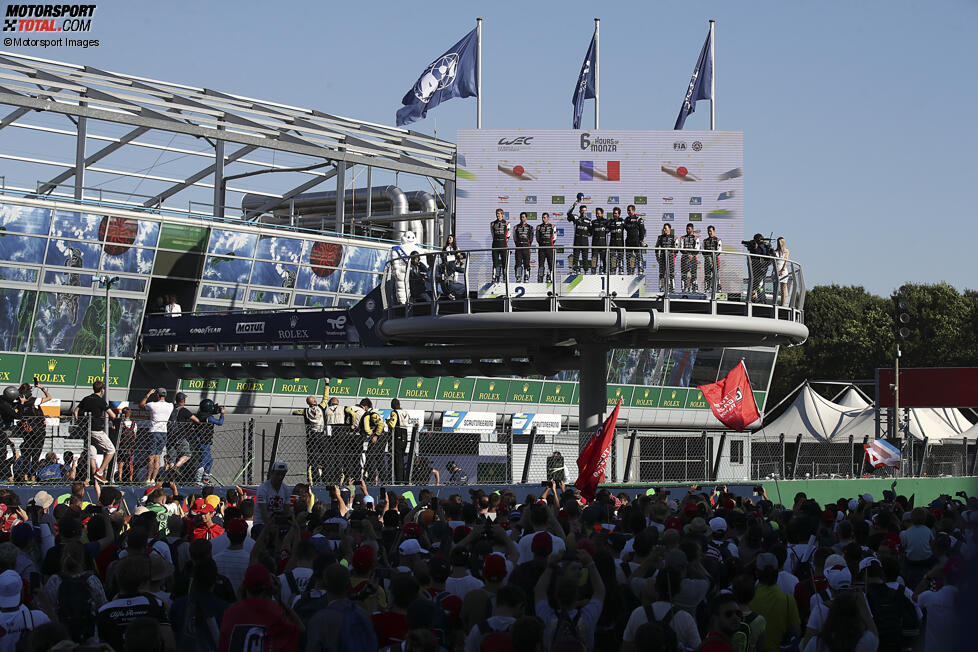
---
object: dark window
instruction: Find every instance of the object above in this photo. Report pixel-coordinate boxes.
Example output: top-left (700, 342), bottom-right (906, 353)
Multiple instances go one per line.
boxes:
top-left (730, 439), bottom-right (744, 465)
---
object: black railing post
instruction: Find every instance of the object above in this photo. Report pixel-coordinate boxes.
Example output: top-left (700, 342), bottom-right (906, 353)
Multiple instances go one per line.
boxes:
top-left (848, 435), bottom-right (855, 477)
top-left (521, 427), bottom-right (537, 484)
top-left (260, 427), bottom-right (266, 480)
top-left (506, 417), bottom-right (514, 484)
top-left (962, 437), bottom-right (968, 477)
top-left (917, 436), bottom-right (929, 477)
top-left (791, 434), bottom-right (803, 479)
top-left (779, 433), bottom-right (785, 478)
top-left (702, 432), bottom-right (710, 481)
top-left (406, 424), bottom-right (419, 485)
top-left (269, 419), bottom-right (283, 466)
top-left (712, 433), bottom-right (727, 482)
top-left (623, 429), bottom-right (639, 483)
top-left (247, 419), bottom-right (254, 484)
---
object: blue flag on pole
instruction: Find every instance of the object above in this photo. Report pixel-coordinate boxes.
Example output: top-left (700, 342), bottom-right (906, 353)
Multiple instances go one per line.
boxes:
top-left (396, 28), bottom-right (479, 127)
top-left (674, 27), bottom-right (713, 130)
top-left (572, 32), bottom-right (597, 129)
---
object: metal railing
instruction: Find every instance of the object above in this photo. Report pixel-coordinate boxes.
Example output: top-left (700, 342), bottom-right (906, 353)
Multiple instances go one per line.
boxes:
top-left (382, 245), bottom-right (806, 317)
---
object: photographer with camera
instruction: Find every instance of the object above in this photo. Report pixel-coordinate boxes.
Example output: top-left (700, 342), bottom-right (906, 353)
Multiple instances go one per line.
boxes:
top-left (0, 387), bottom-right (20, 482)
top-left (742, 233), bottom-right (773, 302)
top-left (139, 387), bottom-right (173, 484)
top-left (191, 398), bottom-right (224, 485)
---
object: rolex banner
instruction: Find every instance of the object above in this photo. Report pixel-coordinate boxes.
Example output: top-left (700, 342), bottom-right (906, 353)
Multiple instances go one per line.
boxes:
top-left (697, 360), bottom-right (760, 432)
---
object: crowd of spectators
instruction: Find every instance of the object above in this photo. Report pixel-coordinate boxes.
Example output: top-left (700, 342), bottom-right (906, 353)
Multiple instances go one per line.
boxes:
top-left (0, 467), bottom-right (970, 652)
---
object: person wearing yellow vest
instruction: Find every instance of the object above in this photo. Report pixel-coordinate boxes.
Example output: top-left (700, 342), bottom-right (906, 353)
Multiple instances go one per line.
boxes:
top-left (344, 398), bottom-right (385, 483)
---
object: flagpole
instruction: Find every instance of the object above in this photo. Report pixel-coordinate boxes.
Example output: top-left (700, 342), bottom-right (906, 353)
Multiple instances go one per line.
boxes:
top-left (476, 18), bottom-right (483, 129)
top-left (594, 17), bottom-right (600, 129)
top-left (709, 19), bottom-right (715, 130)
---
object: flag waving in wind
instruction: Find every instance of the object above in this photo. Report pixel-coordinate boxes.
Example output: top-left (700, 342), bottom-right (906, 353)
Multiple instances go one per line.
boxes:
top-left (865, 440), bottom-right (902, 469)
top-left (571, 32), bottom-right (597, 129)
top-left (575, 397), bottom-right (621, 500)
top-left (698, 361), bottom-right (760, 432)
top-left (674, 26), bottom-right (713, 130)
top-left (396, 28), bottom-right (479, 127)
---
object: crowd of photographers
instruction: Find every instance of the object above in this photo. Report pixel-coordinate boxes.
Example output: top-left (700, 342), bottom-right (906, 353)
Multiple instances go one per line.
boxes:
top-left (0, 463), bottom-right (970, 652)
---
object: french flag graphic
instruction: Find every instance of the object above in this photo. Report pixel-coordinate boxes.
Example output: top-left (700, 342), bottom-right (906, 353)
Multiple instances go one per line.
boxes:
top-left (580, 161), bottom-right (620, 181)
top-left (864, 439), bottom-right (902, 469)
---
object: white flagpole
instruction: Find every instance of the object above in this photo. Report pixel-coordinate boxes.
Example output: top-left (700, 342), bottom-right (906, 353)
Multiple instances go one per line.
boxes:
top-left (594, 17), bottom-right (600, 129)
top-left (476, 18), bottom-right (483, 129)
top-left (709, 19), bottom-right (715, 131)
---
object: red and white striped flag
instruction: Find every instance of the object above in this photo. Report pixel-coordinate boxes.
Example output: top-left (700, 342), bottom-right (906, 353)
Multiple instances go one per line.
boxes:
top-left (865, 439), bottom-right (902, 469)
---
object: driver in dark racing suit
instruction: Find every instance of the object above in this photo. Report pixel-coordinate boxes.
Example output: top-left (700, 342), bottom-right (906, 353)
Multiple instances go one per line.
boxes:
top-left (607, 207), bottom-right (626, 274)
top-left (535, 213), bottom-right (556, 282)
top-left (624, 204), bottom-right (646, 274)
top-left (679, 222), bottom-right (701, 293)
top-left (702, 225), bottom-right (722, 292)
top-left (590, 208), bottom-right (609, 274)
top-left (512, 212), bottom-right (534, 282)
top-left (489, 208), bottom-right (509, 283)
top-left (655, 223), bottom-right (677, 292)
top-left (567, 200), bottom-right (591, 274)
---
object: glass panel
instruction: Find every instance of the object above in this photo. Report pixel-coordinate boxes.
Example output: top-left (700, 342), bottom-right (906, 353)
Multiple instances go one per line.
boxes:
top-left (296, 265), bottom-right (340, 293)
top-left (341, 244), bottom-right (387, 272)
top-left (31, 292), bottom-right (144, 357)
top-left (0, 265), bottom-right (38, 283)
top-left (336, 297), bottom-right (358, 308)
top-left (256, 235), bottom-right (303, 263)
top-left (202, 255), bottom-right (252, 283)
top-left (250, 261), bottom-right (297, 288)
top-left (718, 348), bottom-right (776, 391)
top-left (101, 246), bottom-right (155, 274)
top-left (689, 348), bottom-right (724, 388)
top-left (207, 229), bottom-right (258, 258)
top-left (200, 284), bottom-right (245, 301)
top-left (666, 349), bottom-right (698, 387)
top-left (112, 277), bottom-right (146, 292)
top-left (294, 293), bottom-right (334, 307)
top-left (51, 210), bottom-right (103, 239)
top-left (608, 348), bottom-right (665, 385)
top-left (0, 234), bottom-right (46, 265)
top-left (43, 270), bottom-right (95, 288)
top-left (97, 216), bottom-right (160, 251)
top-left (0, 288), bottom-right (36, 352)
top-left (0, 203), bottom-right (51, 234)
top-left (194, 303), bottom-right (229, 314)
top-left (248, 289), bottom-right (290, 305)
top-left (45, 240), bottom-right (102, 269)
top-left (338, 270), bottom-right (380, 295)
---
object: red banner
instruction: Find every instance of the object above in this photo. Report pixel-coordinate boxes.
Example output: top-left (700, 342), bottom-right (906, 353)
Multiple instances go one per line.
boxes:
top-left (877, 367), bottom-right (978, 408)
top-left (575, 398), bottom-right (622, 501)
top-left (698, 361), bottom-right (760, 432)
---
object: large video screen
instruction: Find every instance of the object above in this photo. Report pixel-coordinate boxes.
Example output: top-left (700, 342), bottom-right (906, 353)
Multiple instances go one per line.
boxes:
top-left (456, 129), bottom-right (744, 255)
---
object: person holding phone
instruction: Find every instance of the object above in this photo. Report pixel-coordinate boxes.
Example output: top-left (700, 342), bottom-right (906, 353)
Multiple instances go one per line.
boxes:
top-left (139, 387), bottom-right (173, 483)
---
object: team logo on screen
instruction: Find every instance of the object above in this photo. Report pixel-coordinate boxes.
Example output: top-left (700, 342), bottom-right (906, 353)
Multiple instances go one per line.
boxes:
top-left (689, 213), bottom-right (702, 222)
top-left (662, 213), bottom-right (674, 221)
top-left (524, 196), bottom-right (537, 204)
top-left (673, 142), bottom-right (687, 151)
top-left (607, 196), bottom-right (619, 204)
top-left (662, 197), bottom-right (673, 204)
top-left (689, 197), bottom-right (702, 205)
top-left (580, 133), bottom-right (619, 152)
top-left (692, 141), bottom-right (703, 151)
top-left (551, 196), bottom-right (565, 204)
top-left (498, 136), bottom-right (534, 151)
top-left (717, 191), bottom-right (735, 200)
top-left (634, 196), bottom-right (647, 205)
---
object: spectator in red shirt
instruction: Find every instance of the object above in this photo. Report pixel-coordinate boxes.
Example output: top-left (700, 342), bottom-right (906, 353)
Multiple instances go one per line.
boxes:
top-left (218, 564), bottom-right (300, 652)
top-left (700, 593), bottom-right (743, 652)
top-left (372, 574), bottom-right (419, 647)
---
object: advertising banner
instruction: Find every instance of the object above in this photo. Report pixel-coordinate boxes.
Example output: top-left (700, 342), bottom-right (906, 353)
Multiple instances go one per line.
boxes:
top-left (511, 412), bottom-right (561, 436)
top-left (142, 309), bottom-right (352, 345)
top-left (77, 358), bottom-right (133, 388)
top-left (442, 410), bottom-right (496, 435)
top-left (456, 129), bottom-right (744, 259)
top-left (22, 355), bottom-right (78, 386)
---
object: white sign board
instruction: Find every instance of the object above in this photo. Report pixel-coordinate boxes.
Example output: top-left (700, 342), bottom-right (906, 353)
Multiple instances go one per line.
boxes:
top-left (442, 410), bottom-right (496, 435)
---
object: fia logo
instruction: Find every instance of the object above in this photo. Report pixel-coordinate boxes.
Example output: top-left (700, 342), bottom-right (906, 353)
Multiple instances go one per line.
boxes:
top-left (673, 142), bottom-right (686, 151)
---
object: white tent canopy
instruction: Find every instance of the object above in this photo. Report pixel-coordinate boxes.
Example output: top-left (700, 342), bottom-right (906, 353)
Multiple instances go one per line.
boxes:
top-left (756, 384), bottom-right (875, 443)
top-left (835, 387), bottom-right (871, 409)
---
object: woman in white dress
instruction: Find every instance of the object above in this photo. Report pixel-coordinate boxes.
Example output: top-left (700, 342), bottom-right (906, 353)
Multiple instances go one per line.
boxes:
top-left (775, 237), bottom-right (790, 306)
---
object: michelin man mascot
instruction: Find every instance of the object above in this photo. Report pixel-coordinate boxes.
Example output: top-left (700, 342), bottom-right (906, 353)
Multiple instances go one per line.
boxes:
top-left (389, 231), bottom-right (422, 304)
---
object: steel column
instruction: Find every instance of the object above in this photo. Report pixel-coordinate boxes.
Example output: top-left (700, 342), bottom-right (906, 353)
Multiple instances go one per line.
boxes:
top-left (578, 342), bottom-right (608, 434)
top-left (213, 130), bottom-right (226, 218)
top-left (335, 161), bottom-right (346, 234)
top-left (74, 113), bottom-right (87, 200)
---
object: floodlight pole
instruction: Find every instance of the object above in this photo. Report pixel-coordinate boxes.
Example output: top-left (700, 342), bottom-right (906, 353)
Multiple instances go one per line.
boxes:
top-left (101, 276), bottom-right (118, 399)
top-left (476, 18), bottom-right (482, 129)
top-left (893, 343), bottom-right (900, 439)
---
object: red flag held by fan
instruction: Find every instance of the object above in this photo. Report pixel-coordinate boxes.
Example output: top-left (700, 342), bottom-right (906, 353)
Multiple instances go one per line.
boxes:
top-left (698, 360), bottom-right (760, 432)
top-left (575, 397), bottom-right (622, 501)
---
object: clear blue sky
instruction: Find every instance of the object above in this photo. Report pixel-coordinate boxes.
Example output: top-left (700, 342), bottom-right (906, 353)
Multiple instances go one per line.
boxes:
top-left (11, 0), bottom-right (978, 296)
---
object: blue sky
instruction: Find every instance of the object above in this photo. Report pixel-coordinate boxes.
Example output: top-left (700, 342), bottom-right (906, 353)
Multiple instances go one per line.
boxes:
top-left (6, 0), bottom-right (977, 296)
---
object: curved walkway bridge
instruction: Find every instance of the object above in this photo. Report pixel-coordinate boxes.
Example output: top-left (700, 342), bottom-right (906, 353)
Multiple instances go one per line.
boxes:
top-left (139, 246), bottom-right (808, 430)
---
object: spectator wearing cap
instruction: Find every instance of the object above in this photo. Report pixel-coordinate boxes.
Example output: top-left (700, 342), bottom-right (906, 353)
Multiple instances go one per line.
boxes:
top-left (213, 518), bottom-right (251, 593)
top-left (139, 386), bottom-right (173, 483)
top-left (396, 537), bottom-right (428, 574)
top-left (463, 584), bottom-right (527, 652)
top-left (0, 568), bottom-right (50, 648)
top-left (256, 460), bottom-right (292, 527)
top-left (97, 555), bottom-right (174, 652)
top-left (350, 544), bottom-right (388, 614)
top-left (710, 516), bottom-right (739, 558)
top-left (802, 563), bottom-right (853, 644)
top-left (459, 552), bottom-right (509, 632)
top-left (623, 565), bottom-right (701, 652)
top-left (750, 552), bottom-right (800, 652)
top-left (372, 574), bottom-right (419, 648)
top-left (302, 563), bottom-right (378, 652)
top-left (515, 503), bottom-right (567, 564)
top-left (218, 563), bottom-right (300, 652)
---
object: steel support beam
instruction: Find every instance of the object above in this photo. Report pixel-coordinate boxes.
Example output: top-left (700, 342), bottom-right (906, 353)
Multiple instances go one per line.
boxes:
top-left (0, 106), bottom-right (29, 130)
top-left (335, 161), bottom-right (346, 234)
top-left (38, 125), bottom-right (149, 195)
top-left (244, 162), bottom-right (348, 220)
top-left (142, 144), bottom-right (257, 208)
top-left (73, 112), bottom-right (86, 200)
top-left (213, 130), bottom-right (225, 219)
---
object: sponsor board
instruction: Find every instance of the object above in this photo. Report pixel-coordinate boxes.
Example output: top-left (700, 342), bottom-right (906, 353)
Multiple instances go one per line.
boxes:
top-left (398, 376), bottom-right (439, 400)
top-left (442, 410), bottom-right (496, 435)
top-left (77, 358), bottom-right (133, 387)
top-left (377, 408), bottom-right (426, 433)
top-left (22, 355), bottom-right (78, 386)
top-left (436, 377), bottom-right (474, 402)
top-left (511, 412), bottom-right (561, 436)
top-left (472, 378), bottom-right (509, 403)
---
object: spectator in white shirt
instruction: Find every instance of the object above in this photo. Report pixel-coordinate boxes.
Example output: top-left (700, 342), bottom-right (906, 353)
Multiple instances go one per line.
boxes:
top-left (213, 519), bottom-right (251, 593)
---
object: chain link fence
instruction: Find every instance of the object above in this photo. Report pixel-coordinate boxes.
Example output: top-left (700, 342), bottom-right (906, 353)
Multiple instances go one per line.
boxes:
top-left (2, 415), bottom-right (975, 485)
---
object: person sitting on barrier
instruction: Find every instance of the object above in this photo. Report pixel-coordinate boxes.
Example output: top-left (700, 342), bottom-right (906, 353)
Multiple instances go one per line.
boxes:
top-left (437, 250), bottom-right (467, 300)
top-left (445, 461), bottom-right (468, 485)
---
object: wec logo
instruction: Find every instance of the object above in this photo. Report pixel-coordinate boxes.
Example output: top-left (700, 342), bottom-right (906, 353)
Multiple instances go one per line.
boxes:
top-left (497, 136), bottom-right (533, 146)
